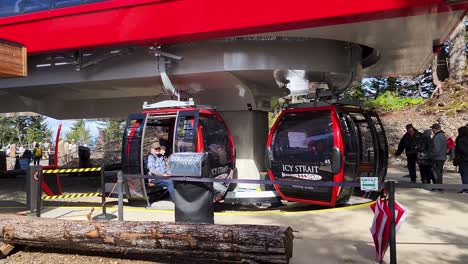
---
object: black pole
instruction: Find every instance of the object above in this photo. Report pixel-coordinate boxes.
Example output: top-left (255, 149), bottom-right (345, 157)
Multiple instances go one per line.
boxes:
top-left (117, 171), bottom-right (124, 222)
top-left (36, 169), bottom-right (43, 217)
top-left (100, 164), bottom-right (106, 216)
top-left (93, 166), bottom-right (117, 221)
top-left (388, 181), bottom-right (397, 264)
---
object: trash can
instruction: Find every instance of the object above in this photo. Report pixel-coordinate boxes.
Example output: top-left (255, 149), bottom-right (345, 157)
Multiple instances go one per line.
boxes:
top-left (19, 158), bottom-right (30, 170)
top-left (78, 146), bottom-right (91, 161)
top-left (169, 153), bottom-right (213, 224)
top-left (78, 146), bottom-right (92, 167)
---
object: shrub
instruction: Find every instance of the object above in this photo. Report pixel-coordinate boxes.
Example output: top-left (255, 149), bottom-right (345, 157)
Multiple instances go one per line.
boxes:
top-left (365, 91), bottom-right (425, 112)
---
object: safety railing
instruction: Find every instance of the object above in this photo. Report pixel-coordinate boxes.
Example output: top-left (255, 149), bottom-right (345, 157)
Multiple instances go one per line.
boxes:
top-left (27, 164), bottom-right (105, 216)
top-left (117, 173), bottom-right (468, 264)
top-left (27, 167), bottom-right (468, 264)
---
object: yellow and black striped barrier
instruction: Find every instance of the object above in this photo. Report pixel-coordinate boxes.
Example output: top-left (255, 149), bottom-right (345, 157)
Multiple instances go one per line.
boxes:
top-left (42, 167), bottom-right (102, 174)
top-left (42, 192), bottom-right (101, 200)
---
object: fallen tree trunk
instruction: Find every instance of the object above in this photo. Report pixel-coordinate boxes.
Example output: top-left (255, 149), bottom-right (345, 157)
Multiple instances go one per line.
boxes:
top-left (0, 215), bottom-right (293, 264)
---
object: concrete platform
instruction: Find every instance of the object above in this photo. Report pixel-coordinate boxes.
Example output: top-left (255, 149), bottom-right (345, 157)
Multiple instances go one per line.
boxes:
top-left (1, 166), bottom-right (468, 263)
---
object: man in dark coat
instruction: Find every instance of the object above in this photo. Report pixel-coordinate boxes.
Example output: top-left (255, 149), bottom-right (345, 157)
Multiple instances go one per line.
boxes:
top-left (395, 124), bottom-right (422, 183)
top-left (415, 129), bottom-right (434, 184)
top-left (455, 126), bottom-right (468, 194)
top-left (430, 123), bottom-right (447, 187)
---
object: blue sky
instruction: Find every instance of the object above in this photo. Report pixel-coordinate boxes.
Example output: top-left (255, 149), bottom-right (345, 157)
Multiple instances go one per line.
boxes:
top-left (45, 118), bottom-right (101, 140)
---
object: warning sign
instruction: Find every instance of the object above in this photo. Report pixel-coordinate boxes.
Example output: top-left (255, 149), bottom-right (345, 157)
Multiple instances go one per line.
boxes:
top-left (360, 177), bottom-right (378, 191)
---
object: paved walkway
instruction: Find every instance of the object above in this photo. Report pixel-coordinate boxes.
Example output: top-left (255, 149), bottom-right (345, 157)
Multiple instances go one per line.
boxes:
top-left (1, 166), bottom-right (468, 263)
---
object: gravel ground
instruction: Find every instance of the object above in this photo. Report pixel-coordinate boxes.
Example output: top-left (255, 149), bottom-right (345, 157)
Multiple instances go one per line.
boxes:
top-left (0, 249), bottom-right (162, 264)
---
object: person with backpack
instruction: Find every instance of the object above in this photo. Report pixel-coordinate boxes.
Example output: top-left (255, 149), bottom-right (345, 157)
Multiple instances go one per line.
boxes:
top-left (33, 143), bottom-right (42, 166)
top-left (454, 126), bottom-right (468, 194)
top-left (22, 148), bottom-right (33, 164)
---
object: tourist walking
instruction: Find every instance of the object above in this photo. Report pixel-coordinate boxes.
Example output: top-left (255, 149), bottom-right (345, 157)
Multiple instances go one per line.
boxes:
top-left (395, 124), bottom-right (422, 183)
top-left (416, 129), bottom-right (435, 184)
top-left (430, 123), bottom-right (447, 188)
top-left (454, 126), bottom-right (468, 194)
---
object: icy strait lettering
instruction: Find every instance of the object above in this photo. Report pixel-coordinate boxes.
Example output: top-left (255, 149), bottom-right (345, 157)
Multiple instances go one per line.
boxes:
top-left (282, 164), bottom-right (319, 174)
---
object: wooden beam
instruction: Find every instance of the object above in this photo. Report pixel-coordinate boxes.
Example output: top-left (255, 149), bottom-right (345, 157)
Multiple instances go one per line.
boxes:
top-left (0, 40), bottom-right (27, 78)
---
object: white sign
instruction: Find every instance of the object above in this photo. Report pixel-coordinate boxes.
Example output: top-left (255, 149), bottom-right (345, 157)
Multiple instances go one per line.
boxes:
top-left (360, 177), bottom-right (378, 191)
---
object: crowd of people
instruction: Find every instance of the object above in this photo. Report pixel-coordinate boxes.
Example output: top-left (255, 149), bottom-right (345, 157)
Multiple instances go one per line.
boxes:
top-left (395, 123), bottom-right (468, 194)
top-left (1, 139), bottom-right (82, 169)
top-left (1, 140), bottom-right (51, 169)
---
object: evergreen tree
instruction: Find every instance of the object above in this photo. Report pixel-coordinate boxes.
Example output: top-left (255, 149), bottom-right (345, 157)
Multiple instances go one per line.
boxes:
top-left (66, 120), bottom-right (91, 145)
top-left (0, 115), bottom-right (52, 146)
top-left (105, 120), bottom-right (125, 142)
top-left (98, 120), bottom-right (125, 142)
top-left (0, 116), bottom-right (15, 146)
top-left (386, 77), bottom-right (401, 94)
top-left (344, 83), bottom-right (367, 101)
top-left (368, 78), bottom-right (387, 98)
top-left (25, 116), bottom-right (52, 144)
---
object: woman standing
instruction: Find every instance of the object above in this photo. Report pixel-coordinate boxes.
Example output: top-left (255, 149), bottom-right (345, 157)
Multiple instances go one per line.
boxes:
top-left (454, 126), bottom-right (468, 194)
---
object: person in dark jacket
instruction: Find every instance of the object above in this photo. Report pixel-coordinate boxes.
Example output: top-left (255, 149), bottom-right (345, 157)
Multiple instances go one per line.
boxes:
top-left (454, 126), bottom-right (468, 194)
top-left (21, 148), bottom-right (33, 164)
top-left (415, 129), bottom-right (435, 184)
top-left (430, 123), bottom-right (447, 188)
top-left (395, 124), bottom-right (422, 183)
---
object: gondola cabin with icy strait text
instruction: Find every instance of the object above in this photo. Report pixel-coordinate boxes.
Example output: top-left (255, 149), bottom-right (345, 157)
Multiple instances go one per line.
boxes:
top-left (266, 103), bottom-right (388, 207)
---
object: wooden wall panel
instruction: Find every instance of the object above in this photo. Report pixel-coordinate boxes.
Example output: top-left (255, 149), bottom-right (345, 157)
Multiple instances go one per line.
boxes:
top-left (0, 40), bottom-right (27, 78)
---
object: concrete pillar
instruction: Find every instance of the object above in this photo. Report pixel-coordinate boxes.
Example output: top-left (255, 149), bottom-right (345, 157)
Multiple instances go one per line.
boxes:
top-left (219, 111), bottom-right (269, 189)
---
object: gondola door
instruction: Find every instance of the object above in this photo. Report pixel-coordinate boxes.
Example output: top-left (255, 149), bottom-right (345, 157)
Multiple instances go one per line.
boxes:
top-left (346, 108), bottom-right (388, 186)
top-left (199, 113), bottom-right (235, 202)
top-left (121, 113), bottom-right (148, 204)
top-left (367, 110), bottom-right (389, 182)
top-left (267, 107), bottom-right (344, 206)
top-left (173, 110), bottom-right (200, 153)
top-left (335, 110), bottom-right (361, 202)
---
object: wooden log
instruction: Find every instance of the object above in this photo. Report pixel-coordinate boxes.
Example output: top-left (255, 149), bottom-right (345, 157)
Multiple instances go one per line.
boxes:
top-left (0, 215), bottom-right (293, 264)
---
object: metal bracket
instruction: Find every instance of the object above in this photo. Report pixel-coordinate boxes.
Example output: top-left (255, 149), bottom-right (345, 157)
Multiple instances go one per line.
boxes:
top-left (153, 47), bottom-right (184, 100)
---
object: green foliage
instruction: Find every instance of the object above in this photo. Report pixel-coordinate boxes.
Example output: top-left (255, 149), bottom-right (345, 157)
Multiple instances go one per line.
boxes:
top-left (364, 91), bottom-right (425, 112)
top-left (24, 116), bottom-right (52, 144)
top-left (268, 98), bottom-right (288, 128)
top-left (0, 117), bottom-right (15, 146)
top-left (101, 120), bottom-right (125, 142)
top-left (344, 84), bottom-right (366, 101)
top-left (66, 120), bottom-right (91, 145)
top-left (0, 115), bottom-right (52, 146)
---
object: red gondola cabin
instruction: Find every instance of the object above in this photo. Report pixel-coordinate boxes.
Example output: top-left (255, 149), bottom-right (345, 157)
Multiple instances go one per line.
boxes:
top-left (122, 100), bottom-right (235, 206)
top-left (266, 103), bottom-right (388, 207)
